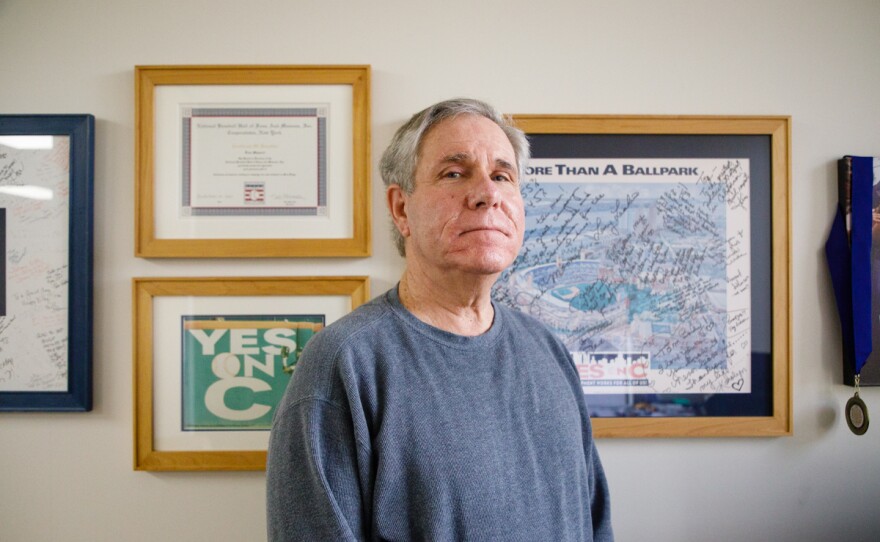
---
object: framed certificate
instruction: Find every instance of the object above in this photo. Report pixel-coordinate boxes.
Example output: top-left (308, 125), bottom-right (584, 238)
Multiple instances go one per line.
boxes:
top-left (493, 115), bottom-right (791, 437)
top-left (135, 65), bottom-right (371, 258)
top-left (132, 276), bottom-right (369, 471)
top-left (0, 115), bottom-right (94, 412)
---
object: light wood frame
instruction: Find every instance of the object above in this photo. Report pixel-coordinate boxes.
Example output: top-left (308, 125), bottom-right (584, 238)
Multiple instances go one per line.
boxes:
top-left (512, 114), bottom-right (792, 438)
top-left (135, 65), bottom-right (371, 258)
top-left (133, 276), bottom-right (369, 471)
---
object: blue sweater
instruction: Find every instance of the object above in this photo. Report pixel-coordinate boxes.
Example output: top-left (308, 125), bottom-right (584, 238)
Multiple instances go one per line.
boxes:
top-left (267, 287), bottom-right (613, 541)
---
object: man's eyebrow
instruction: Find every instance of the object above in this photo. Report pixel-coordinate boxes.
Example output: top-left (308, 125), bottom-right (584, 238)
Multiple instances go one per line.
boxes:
top-left (438, 153), bottom-right (516, 171)
top-left (495, 158), bottom-right (516, 171)
top-left (439, 152), bottom-right (472, 165)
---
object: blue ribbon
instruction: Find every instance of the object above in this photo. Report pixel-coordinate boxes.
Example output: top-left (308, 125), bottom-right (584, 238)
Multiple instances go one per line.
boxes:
top-left (826, 156), bottom-right (874, 375)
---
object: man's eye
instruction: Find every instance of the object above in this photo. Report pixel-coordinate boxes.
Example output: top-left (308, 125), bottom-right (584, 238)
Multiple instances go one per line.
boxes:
top-left (494, 174), bottom-right (512, 182)
top-left (445, 171), bottom-right (462, 179)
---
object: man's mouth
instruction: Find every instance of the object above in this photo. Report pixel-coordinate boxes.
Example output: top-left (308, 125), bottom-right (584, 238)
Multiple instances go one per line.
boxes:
top-left (462, 226), bottom-right (507, 235)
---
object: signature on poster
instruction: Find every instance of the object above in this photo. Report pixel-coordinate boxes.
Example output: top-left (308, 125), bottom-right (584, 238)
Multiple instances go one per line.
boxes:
top-left (494, 158), bottom-right (752, 395)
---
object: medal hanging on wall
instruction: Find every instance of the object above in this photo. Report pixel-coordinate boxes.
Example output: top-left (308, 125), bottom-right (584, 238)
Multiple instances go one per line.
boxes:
top-left (846, 374), bottom-right (869, 435)
top-left (826, 156), bottom-right (874, 436)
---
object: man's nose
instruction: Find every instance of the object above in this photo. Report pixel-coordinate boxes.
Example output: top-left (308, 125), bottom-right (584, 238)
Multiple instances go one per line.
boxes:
top-left (466, 170), bottom-right (501, 209)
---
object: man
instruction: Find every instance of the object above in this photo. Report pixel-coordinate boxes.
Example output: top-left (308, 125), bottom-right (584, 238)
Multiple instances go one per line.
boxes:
top-left (267, 98), bottom-right (613, 541)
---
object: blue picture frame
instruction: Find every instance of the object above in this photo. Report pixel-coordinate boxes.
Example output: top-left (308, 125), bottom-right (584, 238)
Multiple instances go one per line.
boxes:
top-left (0, 114), bottom-right (94, 411)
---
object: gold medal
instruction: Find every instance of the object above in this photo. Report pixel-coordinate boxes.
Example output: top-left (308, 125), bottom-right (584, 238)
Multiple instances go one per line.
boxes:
top-left (846, 375), bottom-right (869, 435)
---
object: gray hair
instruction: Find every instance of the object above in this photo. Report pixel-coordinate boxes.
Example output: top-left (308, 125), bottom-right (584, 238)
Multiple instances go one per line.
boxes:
top-left (379, 98), bottom-right (530, 256)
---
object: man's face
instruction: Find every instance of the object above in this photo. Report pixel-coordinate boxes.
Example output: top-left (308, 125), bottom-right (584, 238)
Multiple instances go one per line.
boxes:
top-left (391, 114), bottom-right (525, 277)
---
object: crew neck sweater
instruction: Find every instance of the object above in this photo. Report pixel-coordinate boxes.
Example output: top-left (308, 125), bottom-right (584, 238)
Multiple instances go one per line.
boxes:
top-left (267, 286), bottom-right (613, 541)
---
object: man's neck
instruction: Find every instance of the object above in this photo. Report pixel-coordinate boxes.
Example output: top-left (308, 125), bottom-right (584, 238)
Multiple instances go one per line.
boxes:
top-left (398, 266), bottom-right (498, 337)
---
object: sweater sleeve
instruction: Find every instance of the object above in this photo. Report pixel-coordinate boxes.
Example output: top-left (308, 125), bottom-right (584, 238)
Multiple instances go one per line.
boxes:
top-left (552, 327), bottom-right (614, 541)
top-left (266, 397), bottom-right (366, 542)
top-left (587, 438), bottom-right (615, 541)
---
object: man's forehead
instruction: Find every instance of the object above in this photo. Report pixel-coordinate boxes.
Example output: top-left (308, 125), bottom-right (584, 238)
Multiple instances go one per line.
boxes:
top-left (418, 115), bottom-right (515, 163)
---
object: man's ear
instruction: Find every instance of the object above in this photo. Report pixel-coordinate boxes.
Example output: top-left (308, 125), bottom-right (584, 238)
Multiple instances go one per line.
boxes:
top-left (386, 184), bottom-right (411, 238)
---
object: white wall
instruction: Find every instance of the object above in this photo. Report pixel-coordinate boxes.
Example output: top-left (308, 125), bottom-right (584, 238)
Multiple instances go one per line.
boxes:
top-left (1, 0), bottom-right (878, 540)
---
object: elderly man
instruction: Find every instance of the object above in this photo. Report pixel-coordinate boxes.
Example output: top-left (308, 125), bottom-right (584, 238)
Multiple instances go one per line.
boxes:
top-left (267, 98), bottom-right (613, 541)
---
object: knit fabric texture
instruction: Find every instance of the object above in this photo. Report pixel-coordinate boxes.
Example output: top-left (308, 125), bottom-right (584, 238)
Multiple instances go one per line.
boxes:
top-left (267, 286), bottom-right (613, 541)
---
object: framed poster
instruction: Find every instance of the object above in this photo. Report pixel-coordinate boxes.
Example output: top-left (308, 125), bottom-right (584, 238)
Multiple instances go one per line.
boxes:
top-left (492, 115), bottom-right (791, 437)
top-left (135, 65), bottom-right (371, 258)
top-left (0, 115), bottom-right (94, 412)
top-left (133, 276), bottom-right (369, 471)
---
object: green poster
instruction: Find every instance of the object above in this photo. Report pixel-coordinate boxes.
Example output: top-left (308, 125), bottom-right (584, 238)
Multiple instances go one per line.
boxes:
top-left (181, 314), bottom-right (323, 431)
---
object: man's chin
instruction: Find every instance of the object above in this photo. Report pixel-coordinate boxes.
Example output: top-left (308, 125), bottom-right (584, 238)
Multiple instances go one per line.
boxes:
top-left (448, 251), bottom-right (517, 276)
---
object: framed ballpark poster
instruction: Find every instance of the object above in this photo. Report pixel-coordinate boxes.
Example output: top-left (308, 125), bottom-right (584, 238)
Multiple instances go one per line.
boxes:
top-left (493, 115), bottom-right (791, 438)
top-left (133, 276), bottom-right (369, 471)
